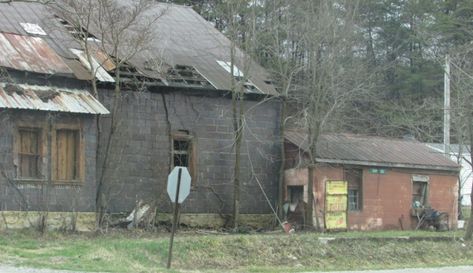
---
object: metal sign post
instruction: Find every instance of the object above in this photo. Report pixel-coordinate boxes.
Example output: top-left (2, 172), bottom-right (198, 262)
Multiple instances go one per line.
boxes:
top-left (166, 166), bottom-right (191, 269)
top-left (167, 168), bottom-right (181, 269)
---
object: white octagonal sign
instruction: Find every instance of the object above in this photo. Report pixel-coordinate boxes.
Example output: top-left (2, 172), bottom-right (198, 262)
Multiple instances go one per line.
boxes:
top-left (167, 166), bottom-right (191, 204)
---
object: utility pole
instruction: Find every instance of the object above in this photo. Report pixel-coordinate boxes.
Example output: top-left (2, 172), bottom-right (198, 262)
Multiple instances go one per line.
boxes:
top-left (444, 54), bottom-right (450, 158)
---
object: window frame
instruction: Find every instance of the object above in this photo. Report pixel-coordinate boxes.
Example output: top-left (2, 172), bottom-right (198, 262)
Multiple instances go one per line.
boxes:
top-left (348, 189), bottom-right (360, 211)
top-left (51, 123), bottom-right (85, 184)
top-left (14, 125), bottom-right (46, 181)
top-left (171, 131), bottom-right (197, 186)
top-left (344, 168), bottom-right (363, 212)
top-left (412, 175), bottom-right (429, 207)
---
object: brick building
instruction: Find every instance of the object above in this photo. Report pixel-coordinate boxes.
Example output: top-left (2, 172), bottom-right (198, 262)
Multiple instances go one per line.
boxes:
top-left (284, 131), bottom-right (460, 230)
top-left (0, 2), bottom-right (280, 230)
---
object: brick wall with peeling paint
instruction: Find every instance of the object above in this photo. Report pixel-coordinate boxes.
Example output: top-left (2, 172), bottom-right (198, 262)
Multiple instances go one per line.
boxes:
top-left (97, 90), bottom-right (281, 220)
top-left (346, 168), bottom-right (457, 230)
top-left (284, 162), bottom-right (458, 230)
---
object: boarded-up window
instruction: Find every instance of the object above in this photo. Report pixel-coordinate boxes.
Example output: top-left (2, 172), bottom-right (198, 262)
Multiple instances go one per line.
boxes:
top-left (55, 129), bottom-right (80, 181)
top-left (18, 128), bottom-right (41, 179)
top-left (172, 132), bottom-right (196, 184)
top-left (344, 168), bottom-right (362, 211)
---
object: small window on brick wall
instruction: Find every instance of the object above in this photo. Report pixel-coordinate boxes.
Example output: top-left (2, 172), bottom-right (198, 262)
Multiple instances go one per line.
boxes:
top-left (344, 168), bottom-right (363, 211)
top-left (17, 128), bottom-right (42, 179)
top-left (412, 175), bottom-right (429, 208)
top-left (172, 132), bottom-right (196, 184)
top-left (54, 129), bottom-right (81, 182)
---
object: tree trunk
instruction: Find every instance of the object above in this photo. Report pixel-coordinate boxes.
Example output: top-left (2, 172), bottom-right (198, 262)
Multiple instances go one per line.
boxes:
top-left (232, 95), bottom-right (243, 229)
top-left (278, 97), bottom-right (287, 219)
top-left (464, 120), bottom-right (473, 240)
top-left (458, 173), bottom-right (463, 220)
top-left (305, 164), bottom-right (314, 229)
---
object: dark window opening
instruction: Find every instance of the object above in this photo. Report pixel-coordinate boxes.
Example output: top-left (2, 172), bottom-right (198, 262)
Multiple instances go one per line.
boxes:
top-left (173, 139), bottom-right (189, 167)
top-left (243, 82), bottom-right (259, 93)
top-left (55, 129), bottom-right (80, 181)
top-left (344, 168), bottom-right (363, 211)
top-left (287, 186), bottom-right (304, 205)
top-left (172, 133), bottom-right (196, 184)
top-left (348, 189), bottom-right (360, 211)
top-left (412, 181), bottom-right (428, 207)
top-left (216, 60), bottom-right (261, 93)
top-left (55, 15), bottom-right (97, 41)
top-left (18, 128), bottom-right (41, 179)
top-left (166, 65), bottom-right (215, 89)
top-left (109, 57), bottom-right (163, 87)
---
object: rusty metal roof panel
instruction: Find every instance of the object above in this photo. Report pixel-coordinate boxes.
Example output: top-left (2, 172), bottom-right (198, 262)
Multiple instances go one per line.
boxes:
top-left (0, 2), bottom-right (79, 69)
top-left (0, 32), bottom-right (72, 75)
top-left (70, 48), bottom-right (115, 82)
top-left (285, 130), bottom-right (459, 171)
top-left (0, 84), bottom-right (109, 115)
top-left (0, 1), bottom-right (277, 95)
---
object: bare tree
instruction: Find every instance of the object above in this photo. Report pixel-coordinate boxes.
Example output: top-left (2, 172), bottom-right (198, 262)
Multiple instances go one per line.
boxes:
top-left (265, 0), bottom-right (371, 229)
top-left (215, 0), bottom-right (254, 229)
top-left (446, 49), bottom-right (473, 239)
top-left (50, 0), bottom-right (165, 228)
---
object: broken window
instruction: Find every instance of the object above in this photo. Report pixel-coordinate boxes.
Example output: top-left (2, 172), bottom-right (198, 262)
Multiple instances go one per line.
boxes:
top-left (54, 129), bottom-right (81, 182)
top-left (287, 185), bottom-right (304, 205)
top-left (344, 168), bottom-right (362, 211)
top-left (412, 175), bottom-right (429, 208)
top-left (216, 60), bottom-right (261, 93)
top-left (17, 128), bottom-right (42, 179)
top-left (172, 132), bottom-right (196, 184)
top-left (217, 60), bottom-right (244, 78)
top-left (55, 16), bottom-right (97, 41)
top-left (109, 58), bottom-right (163, 87)
top-left (166, 65), bottom-right (215, 89)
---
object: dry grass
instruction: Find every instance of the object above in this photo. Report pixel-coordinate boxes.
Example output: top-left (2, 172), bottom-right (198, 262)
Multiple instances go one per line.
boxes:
top-left (0, 229), bottom-right (472, 272)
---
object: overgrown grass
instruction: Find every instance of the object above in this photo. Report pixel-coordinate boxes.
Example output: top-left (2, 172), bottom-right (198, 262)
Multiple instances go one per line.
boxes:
top-left (0, 229), bottom-right (472, 272)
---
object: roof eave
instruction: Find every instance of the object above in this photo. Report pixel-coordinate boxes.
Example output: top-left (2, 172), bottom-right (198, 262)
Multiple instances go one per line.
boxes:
top-left (316, 158), bottom-right (460, 173)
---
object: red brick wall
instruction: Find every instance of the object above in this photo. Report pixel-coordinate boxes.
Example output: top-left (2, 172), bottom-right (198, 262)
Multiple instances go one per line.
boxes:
top-left (285, 164), bottom-right (458, 230)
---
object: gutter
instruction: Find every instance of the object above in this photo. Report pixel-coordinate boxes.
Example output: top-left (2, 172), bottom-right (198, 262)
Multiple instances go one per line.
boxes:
top-left (316, 158), bottom-right (460, 173)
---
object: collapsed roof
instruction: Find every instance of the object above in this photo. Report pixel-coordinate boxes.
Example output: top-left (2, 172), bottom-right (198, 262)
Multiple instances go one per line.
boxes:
top-left (0, 1), bottom-right (278, 96)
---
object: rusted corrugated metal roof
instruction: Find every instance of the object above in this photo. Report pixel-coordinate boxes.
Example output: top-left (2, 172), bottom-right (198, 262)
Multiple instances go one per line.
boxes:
top-left (0, 2), bottom-right (79, 60)
top-left (285, 130), bottom-right (459, 171)
top-left (0, 2), bottom-right (278, 95)
top-left (70, 48), bottom-right (115, 82)
top-left (0, 32), bottom-right (72, 75)
top-left (0, 84), bottom-right (109, 115)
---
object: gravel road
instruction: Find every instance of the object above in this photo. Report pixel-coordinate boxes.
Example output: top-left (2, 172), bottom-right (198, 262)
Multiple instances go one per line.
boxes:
top-left (0, 266), bottom-right (104, 273)
top-left (1, 265), bottom-right (472, 273)
top-left (315, 266), bottom-right (473, 273)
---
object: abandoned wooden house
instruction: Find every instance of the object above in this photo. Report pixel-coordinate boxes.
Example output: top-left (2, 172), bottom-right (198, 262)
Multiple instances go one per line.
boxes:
top-left (284, 131), bottom-right (460, 231)
top-left (0, 2), bottom-right (281, 230)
